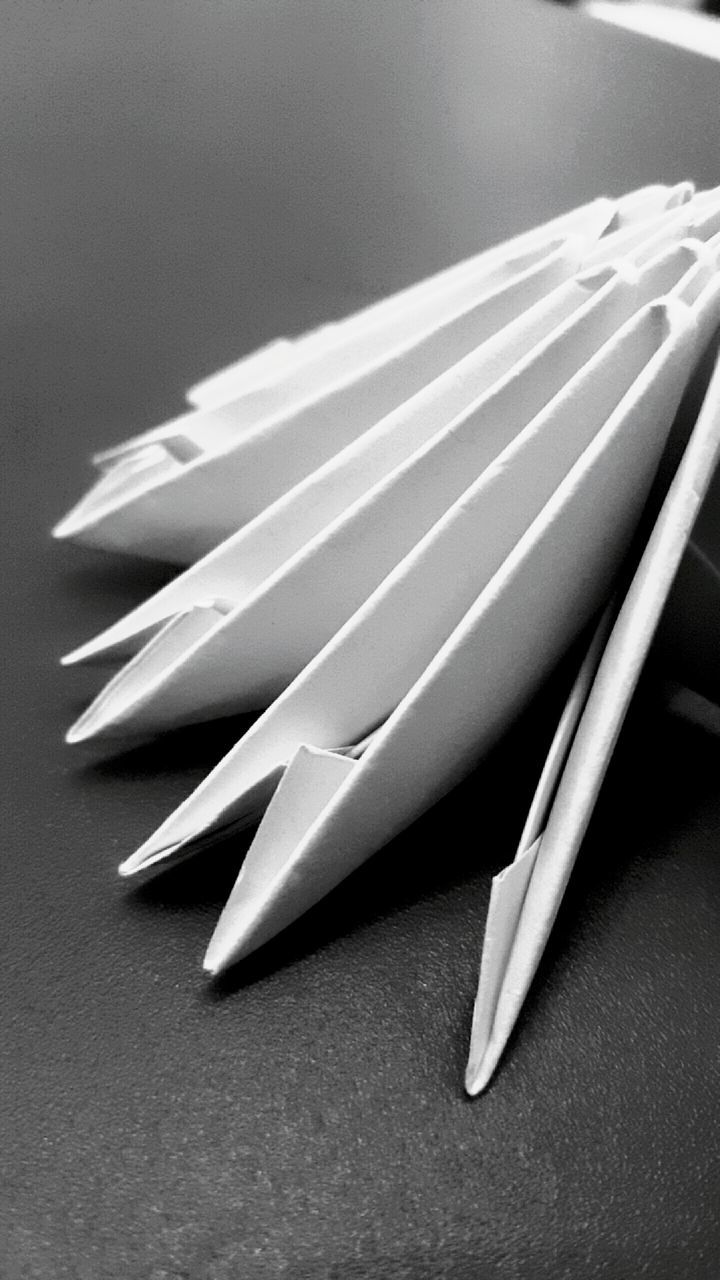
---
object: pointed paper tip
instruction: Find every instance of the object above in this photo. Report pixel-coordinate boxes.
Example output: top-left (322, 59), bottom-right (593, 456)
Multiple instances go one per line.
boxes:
top-left (118, 836), bottom-right (184, 878)
top-left (65, 697), bottom-right (121, 744)
top-left (61, 634), bottom-right (111, 666)
top-left (203, 911), bottom-right (260, 976)
top-left (464, 1061), bottom-right (493, 1097)
top-left (65, 716), bottom-right (97, 745)
top-left (202, 934), bottom-right (239, 977)
top-left (51, 511), bottom-right (85, 541)
top-left (464, 1040), bottom-right (504, 1097)
top-left (60, 646), bottom-right (85, 667)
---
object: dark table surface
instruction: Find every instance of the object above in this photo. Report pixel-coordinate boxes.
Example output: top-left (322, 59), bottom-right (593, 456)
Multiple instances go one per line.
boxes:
top-left (4, 2), bottom-right (720, 1277)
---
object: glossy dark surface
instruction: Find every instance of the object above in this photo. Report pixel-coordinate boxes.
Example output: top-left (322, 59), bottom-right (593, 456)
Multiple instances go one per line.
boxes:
top-left (4, 2), bottom-right (720, 1276)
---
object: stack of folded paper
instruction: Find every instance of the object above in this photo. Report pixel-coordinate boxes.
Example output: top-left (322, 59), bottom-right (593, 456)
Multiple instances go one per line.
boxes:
top-left (55, 181), bottom-right (720, 1093)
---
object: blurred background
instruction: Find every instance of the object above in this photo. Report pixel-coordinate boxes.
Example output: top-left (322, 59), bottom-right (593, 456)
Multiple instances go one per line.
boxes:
top-left (6, 0), bottom-right (720, 442)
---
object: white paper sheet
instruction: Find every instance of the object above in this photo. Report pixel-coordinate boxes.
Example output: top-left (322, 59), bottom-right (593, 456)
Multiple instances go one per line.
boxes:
top-left (66, 241), bottom-right (718, 742)
top-left (63, 238), bottom-right (717, 669)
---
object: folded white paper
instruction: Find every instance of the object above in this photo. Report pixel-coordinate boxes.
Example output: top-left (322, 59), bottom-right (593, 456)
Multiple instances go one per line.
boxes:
top-left (64, 235), bottom-right (717, 672)
top-left (52, 185), bottom-right (702, 564)
top-left (198, 294), bottom-right (718, 972)
top-left (184, 184), bottom-right (692, 411)
top-left (58, 181), bottom-right (720, 1093)
top-left (65, 240), bottom-right (719, 742)
top-left (61, 256), bottom-right (626, 666)
top-left (466, 329), bottom-right (720, 1094)
top-left (120, 282), bottom-right (718, 925)
top-left (55, 237), bottom-right (590, 560)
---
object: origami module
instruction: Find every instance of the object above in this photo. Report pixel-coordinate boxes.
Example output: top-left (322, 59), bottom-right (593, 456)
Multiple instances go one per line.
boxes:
top-left (56, 182), bottom-right (720, 1091)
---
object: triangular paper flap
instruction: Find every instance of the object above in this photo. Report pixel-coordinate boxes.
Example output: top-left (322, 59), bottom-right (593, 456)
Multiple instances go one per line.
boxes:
top-left (465, 838), bottom-right (542, 1095)
top-left (53, 237), bottom-right (587, 563)
top-left (195, 300), bottom-right (705, 965)
top-left (71, 297), bottom-right (693, 742)
top-left (119, 635), bottom-right (386, 871)
top-left (121, 719), bottom-right (379, 879)
top-left (63, 259), bottom-right (632, 666)
top-left (584, 189), bottom-right (720, 271)
top-left (654, 538), bottom-right (720, 706)
top-left (63, 238), bottom-right (714, 667)
top-left (584, 205), bottom-right (686, 269)
top-left (203, 746), bottom-right (358, 972)
top-left (118, 760), bottom-right (288, 878)
top-left (465, 604), bottom-right (616, 1094)
top-left (121, 296), bottom-right (700, 882)
top-left (464, 334), bottom-right (720, 1094)
top-left (514, 604), bottom-right (617, 856)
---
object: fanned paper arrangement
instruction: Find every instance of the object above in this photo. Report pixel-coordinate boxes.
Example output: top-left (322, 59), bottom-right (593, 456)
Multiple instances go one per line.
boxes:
top-left (56, 182), bottom-right (720, 1093)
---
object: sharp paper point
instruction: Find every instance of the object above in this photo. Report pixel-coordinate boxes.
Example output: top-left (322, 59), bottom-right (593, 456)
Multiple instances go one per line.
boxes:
top-left (61, 625), bottom-right (146, 667)
top-left (119, 813), bottom-right (201, 878)
top-left (65, 718), bottom-right (97, 746)
top-left (118, 840), bottom-right (184, 878)
top-left (61, 643), bottom-right (96, 667)
top-left (51, 510), bottom-right (85, 542)
top-left (203, 745), bottom-right (358, 974)
top-left (201, 860), bottom-right (304, 975)
top-left (202, 911), bottom-right (260, 974)
top-left (64, 680), bottom-right (139, 745)
top-left (464, 1043), bottom-right (504, 1097)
